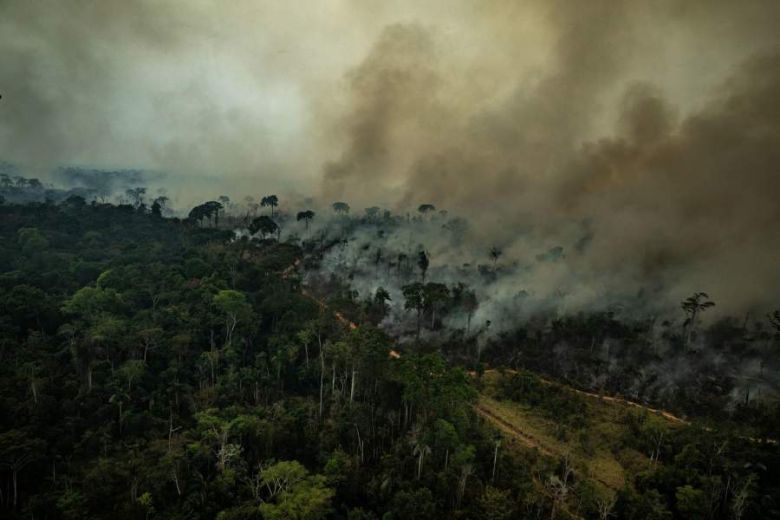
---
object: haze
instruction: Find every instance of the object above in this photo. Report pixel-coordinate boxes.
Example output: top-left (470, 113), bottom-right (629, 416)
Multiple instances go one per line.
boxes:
top-left (1, 0), bottom-right (779, 313)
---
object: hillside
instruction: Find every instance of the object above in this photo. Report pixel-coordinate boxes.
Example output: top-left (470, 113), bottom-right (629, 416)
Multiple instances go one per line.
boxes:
top-left (477, 369), bottom-right (683, 492)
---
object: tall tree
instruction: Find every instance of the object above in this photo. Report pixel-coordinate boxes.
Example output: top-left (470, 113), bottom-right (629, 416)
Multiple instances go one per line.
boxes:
top-left (0, 430), bottom-right (45, 510)
top-left (417, 250), bottom-right (430, 282)
top-left (296, 210), bottom-right (315, 231)
top-left (125, 187), bottom-right (146, 208)
top-left (261, 195), bottom-right (279, 217)
top-left (418, 204), bottom-right (436, 217)
top-left (403, 283), bottom-right (426, 340)
top-left (412, 437), bottom-right (431, 480)
top-left (423, 282), bottom-right (449, 329)
top-left (150, 199), bottom-right (163, 218)
top-left (204, 200), bottom-right (224, 226)
top-left (371, 287), bottom-right (392, 322)
top-left (332, 201), bottom-right (350, 215)
top-left (188, 201), bottom-right (224, 227)
top-left (249, 216), bottom-right (279, 240)
top-left (213, 290), bottom-right (251, 346)
top-left (458, 286), bottom-right (479, 335)
top-left (257, 460), bottom-right (334, 520)
top-left (489, 246), bottom-right (502, 267)
top-left (364, 206), bottom-right (380, 220)
top-left (681, 292), bottom-right (715, 349)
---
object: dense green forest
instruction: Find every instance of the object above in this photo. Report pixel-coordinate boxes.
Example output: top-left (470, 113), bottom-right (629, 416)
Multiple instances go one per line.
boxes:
top-left (1, 194), bottom-right (779, 519)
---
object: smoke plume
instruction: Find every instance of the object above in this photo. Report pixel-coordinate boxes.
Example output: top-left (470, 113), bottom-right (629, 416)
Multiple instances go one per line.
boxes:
top-left (1, 0), bottom-right (778, 312)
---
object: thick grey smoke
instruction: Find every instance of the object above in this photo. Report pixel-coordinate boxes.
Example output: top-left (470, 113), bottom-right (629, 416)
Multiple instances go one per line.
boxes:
top-left (1, 0), bottom-right (778, 313)
top-left (319, 0), bottom-right (780, 315)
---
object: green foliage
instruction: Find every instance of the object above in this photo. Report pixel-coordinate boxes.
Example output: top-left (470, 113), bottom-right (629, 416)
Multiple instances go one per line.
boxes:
top-left (258, 460), bottom-right (334, 520)
top-left (387, 487), bottom-right (436, 519)
top-left (497, 371), bottom-right (588, 430)
top-left (17, 227), bottom-right (49, 255)
top-left (615, 488), bottom-right (672, 520)
top-left (393, 353), bottom-right (476, 426)
top-left (249, 215), bottom-right (279, 238)
top-left (213, 289), bottom-right (250, 317)
top-left (478, 486), bottom-right (516, 520)
top-left (0, 200), bottom-right (777, 520)
top-left (675, 485), bottom-right (709, 520)
top-left (62, 285), bottom-right (122, 319)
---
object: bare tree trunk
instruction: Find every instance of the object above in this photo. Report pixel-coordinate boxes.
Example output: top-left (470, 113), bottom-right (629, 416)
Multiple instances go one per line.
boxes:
top-left (350, 366), bottom-right (357, 403)
top-left (355, 425), bottom-right (364, 465)
top-left (172, 469), bottom-right (181, 496)
top-left (491, 440), bottom-right (500, 482)
top-left (12, 469), bottom-right (17, 509)
top-left (685, 309), bottom-right (698, 350)
top-left (416, 309), bottom-right (421, 340)
top-left (318, 333), bottom-right (325, 419)
top-left (226, 315), bottom-right (238, 347)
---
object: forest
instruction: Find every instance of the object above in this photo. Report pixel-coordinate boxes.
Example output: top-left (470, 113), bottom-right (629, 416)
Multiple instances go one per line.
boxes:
top-left (3, 0), bottom-right (780, 516)
top-left (0, 179), bottom-right (779, 519)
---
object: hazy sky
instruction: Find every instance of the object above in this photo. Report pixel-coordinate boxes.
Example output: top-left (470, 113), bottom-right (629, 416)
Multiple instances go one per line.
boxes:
top-left (1, 0), bottom-right (779, 312)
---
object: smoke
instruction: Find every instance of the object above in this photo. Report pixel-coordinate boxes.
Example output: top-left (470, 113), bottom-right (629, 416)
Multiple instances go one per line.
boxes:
top-left (1, 0), bottom-right (778, 312)
top-left (318, 0), bottom-right (780, 314)
top-left (560, 52), bottom-right (780, 314)
top-left (0, 0), bottom-right (336, 202)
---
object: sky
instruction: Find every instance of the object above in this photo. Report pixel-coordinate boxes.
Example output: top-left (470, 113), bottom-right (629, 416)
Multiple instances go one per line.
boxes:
top-left (1, 0), bottom-right (779, 313)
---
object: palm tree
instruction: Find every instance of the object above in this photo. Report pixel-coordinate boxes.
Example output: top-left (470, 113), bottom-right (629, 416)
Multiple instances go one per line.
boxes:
top-left (489, 246), bottom-right (502, 267)
top-left (418, 204), bottom-right (435, 217)
top-left (296, 210), bottom-right (315, 231)
top-left (204, 201), bottom-right (224, 227)
top-left (260, 195), bottom-right (279, 217)
top-left (332, 201), bottom-right (350, 215)
top-left (374, 287), bottom-right (391, 313)
top-left (681, 292), bottom-right (715, 349)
